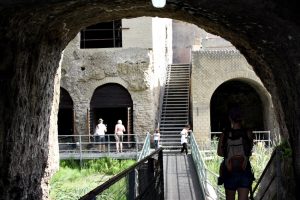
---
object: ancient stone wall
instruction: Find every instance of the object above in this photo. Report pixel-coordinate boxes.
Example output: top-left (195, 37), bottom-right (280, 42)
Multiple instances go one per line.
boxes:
top-left (1, 1), bottom-right (300, 199)
top-left (61, 33), bottom-right (161, 137)
top-left (191, 49), bottom-right (279, 144)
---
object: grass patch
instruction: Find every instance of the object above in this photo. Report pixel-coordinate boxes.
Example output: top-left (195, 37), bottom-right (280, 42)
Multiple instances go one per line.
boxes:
top-left (50, 158), bottom-right (135, 200)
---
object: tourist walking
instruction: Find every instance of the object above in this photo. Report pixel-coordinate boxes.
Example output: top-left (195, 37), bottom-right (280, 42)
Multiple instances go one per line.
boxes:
top-left (180, 124), bottom-right (190, 155)
top-left (114, 119), bottom-right (126, 153)
top-left (217, 104), bottom-right (254, 200)
top-left (153, 128), bottom-right (160, 150)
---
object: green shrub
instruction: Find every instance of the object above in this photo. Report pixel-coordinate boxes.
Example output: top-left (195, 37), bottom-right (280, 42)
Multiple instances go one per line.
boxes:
top-left (277, 140), bottom-right (292, 158)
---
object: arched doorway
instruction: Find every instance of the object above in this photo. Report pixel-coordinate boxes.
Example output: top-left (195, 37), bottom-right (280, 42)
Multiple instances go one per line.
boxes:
top-left (90, 83), bottom-right (133, 146)
top-left (1, 1), bottom-right (299, 199)
top-left (58, 88), bottom-right (74, 136)
top-left (210, 80), bottom-right (264, 133)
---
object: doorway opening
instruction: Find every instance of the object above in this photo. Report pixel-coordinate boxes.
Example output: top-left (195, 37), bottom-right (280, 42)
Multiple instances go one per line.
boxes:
top-left (58, 88), bottom-right (74, 136)
top-left (210, 80), bottom-right (264, 135)
top-left (90, 83), bottom-right (133, 146)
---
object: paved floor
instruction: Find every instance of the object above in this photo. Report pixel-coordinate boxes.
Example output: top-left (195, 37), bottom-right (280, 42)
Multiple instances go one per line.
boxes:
top-left (164, 153), bottom-right (204, 200)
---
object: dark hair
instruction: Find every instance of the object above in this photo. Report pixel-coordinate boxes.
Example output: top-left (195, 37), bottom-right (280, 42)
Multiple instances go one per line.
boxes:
top-left (228, 105), bottom-right (243, 123)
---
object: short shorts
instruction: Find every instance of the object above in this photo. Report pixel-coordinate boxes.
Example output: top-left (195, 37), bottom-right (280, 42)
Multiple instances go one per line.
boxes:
top-left (223, 165), bottom-right (254, 190)
top-left (115, 134), bottom-right (123, 142)
top-left (95, 135), bottom-right (105, 143)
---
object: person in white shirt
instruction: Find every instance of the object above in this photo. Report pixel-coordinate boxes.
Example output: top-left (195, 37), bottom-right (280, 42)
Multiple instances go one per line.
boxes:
top-left (94, 118), bottom-right (107, 152)
top-left (153, 128), bottom-right (160, 150)
top-left (180, 124), bottom-right (191, 155)
top-left (114, 119), bottom-right (126, 153)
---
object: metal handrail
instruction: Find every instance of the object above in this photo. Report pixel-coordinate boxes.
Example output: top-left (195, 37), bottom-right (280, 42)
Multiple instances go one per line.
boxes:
top-left (251, 148), bottom-right (280, 199)
top-left (211, 131), bottom-right (272, 146)
top-left (58, 134), bottom-right (144, 149)
top-left (190, 132), bottom-right (226, 200)
top-left (79, 148), bottom-right (164, 200)
top-left (142, 131), bottom-right (271, 149)
top-left (137, 133), bottom-right (151, 161)
top-left (58, 133), bottom-right (148, 164)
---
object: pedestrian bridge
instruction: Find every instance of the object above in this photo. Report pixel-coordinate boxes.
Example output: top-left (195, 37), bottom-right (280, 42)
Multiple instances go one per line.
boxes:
top-left (59, 132), bottom-right (278, 200)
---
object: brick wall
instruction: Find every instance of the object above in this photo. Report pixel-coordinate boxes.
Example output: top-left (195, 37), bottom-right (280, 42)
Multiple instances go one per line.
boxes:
top-left (191, 49), bottom-right (279, 144)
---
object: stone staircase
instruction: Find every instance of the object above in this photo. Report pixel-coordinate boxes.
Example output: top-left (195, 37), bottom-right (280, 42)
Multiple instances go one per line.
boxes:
top-left (159, 64), bottom-right (191, 150)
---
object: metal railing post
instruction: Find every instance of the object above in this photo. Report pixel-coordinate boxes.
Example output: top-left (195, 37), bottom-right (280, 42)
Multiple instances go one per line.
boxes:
top-left (128, 170), bottom-right (136, 199)
top-left (276, 149), bottom-right (282, 200)
top-left (136, 135), bottom-right (139, 159)
top-left (159, 149), bottom-right (164, 200)
top-left (268, 131), bottom-right (271, 147)
top-left (108, 135), bottom-right (110, 156)
top-left (79, 135), bottom-right (83, 167)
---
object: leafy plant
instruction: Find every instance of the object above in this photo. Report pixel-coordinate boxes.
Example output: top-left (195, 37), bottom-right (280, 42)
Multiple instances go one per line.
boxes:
top-left (276, 139), bottom-right (292, 158)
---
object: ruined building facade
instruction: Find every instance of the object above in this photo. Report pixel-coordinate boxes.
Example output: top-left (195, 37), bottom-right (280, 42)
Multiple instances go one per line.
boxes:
top-left (60, 17), bottom-right (172, 139)
top-left (60, 18), bottom-right (279, 144)
top-left (1, 1), bottom-right (299, 199)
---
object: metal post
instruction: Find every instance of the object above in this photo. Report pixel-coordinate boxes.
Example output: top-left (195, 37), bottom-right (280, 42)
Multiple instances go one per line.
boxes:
top-left (268, 131), bottom-right (271, 147)
top-left (79, 135), bottom-right (83, 168)
top-left (128, 170), bottom-right (136, 199)
top-left (108, 135), bottom-right (110, 156)
top-left (159, 149), bottom-right (164, 200)
top-left (276, 149), bottom-right (282, 200)
top-left (136, 135), bottom-right (139, 159)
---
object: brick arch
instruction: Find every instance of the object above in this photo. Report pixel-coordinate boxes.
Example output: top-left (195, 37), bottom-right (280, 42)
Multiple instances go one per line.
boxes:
top-left (87, 77), bottom-right (131, 102)
top-left (0, 1), bottom-right (299, 199)
top-left (89, 82), bottom-right (133, 138)
top-left (191, 50), bottom-right (277, 144)
top-left (193, 76), bottom-right (274, 143)
top-left (59, 86), bottom-right (74, 107)
top-left (210, 78), bottom-right (277, 133)
top-left (58, 87), bottom-right (74, 136)
top-left (90, 83), bottom-right (133, 108)
top-left (192, 50), bottom-right (263, 104)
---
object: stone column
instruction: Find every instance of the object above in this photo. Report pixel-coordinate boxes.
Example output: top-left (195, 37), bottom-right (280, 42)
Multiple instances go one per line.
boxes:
top-left (0, 37), bottom-right (62, 200)
top-left (73, 101), bottom-right (90, 140)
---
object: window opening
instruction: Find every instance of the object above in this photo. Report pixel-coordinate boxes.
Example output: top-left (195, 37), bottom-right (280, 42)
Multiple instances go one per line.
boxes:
top-left (80, 20), bottom-right (122, 49)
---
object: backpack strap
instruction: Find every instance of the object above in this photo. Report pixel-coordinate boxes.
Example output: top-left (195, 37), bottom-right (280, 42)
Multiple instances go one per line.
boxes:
top-left (222, 129), bottom-right (230, 158)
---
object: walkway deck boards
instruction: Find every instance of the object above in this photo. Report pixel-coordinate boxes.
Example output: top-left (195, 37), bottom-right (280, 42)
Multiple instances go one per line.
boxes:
top-left (164, 153), bottom-right (204, 200)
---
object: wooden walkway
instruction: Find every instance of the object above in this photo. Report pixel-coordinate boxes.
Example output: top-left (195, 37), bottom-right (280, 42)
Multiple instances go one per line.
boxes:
top-left (164, 153), bottom-right (204, 200)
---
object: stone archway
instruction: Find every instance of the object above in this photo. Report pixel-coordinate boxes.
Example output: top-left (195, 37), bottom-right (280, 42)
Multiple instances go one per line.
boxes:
top-left (90, 83), bottom-right (133, 140)
top-left (0, 1), bottom-right (299, 199)
top-left (210, 80), bottom-right (265, 132)
top-left (58, 87), bottom-right (74, 136)
top-left (191, 50), bottom-right (278, 144)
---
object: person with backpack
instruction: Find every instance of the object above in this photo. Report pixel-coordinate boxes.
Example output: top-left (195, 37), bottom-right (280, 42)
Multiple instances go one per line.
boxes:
top-left (217, 105), bottom-right (254, 200)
